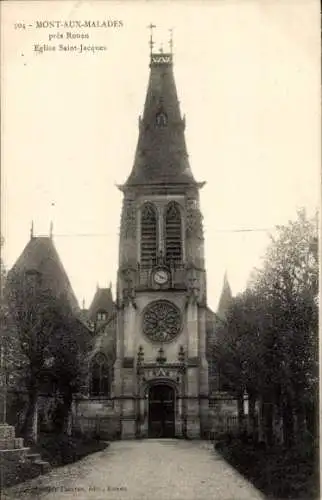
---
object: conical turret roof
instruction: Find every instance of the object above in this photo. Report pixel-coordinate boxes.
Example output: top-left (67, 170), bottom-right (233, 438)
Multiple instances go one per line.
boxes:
top-left (7, 236), bottom-right (80, 314)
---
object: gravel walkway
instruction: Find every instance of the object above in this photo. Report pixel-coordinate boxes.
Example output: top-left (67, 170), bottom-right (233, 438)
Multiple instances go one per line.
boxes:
top-left (3, 439), bottom-right (265, 500)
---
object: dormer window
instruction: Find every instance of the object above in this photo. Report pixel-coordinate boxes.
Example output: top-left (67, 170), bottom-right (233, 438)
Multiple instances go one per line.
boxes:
top-left (97, 311), bottom-right (108, 322)
top-left (155, 112), bottom-right (168, 127)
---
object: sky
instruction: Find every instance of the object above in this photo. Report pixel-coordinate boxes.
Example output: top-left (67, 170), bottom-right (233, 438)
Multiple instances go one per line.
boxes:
top-left (1, 0), bottom-right (320, 312)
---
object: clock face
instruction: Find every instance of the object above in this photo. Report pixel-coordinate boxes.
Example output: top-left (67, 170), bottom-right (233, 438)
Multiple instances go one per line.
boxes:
top-left (153, 269), bottom-right (169, 285)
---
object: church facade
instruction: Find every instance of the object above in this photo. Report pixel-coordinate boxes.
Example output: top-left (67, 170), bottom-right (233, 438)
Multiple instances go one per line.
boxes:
top-left (111, 49), bottom-right (209, 439)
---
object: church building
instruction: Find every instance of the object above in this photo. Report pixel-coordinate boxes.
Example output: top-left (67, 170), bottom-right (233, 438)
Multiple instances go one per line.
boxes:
top-left (7, 41), bottom-right (233, 440)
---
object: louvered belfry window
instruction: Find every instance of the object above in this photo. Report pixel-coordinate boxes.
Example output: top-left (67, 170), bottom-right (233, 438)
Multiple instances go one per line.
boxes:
top-left (140, 203), bottom-right (158, 266)
top-left (165, 202), bottom-right (182, 264)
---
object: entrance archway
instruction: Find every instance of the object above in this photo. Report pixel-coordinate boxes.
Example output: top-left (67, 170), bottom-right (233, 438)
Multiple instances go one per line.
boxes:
top-left (148, 384), bottom-right (175, 438)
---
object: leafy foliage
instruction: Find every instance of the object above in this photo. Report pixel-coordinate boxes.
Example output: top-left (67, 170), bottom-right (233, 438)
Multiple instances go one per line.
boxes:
top-left (5, 268), bottom-right (92, 442)
top-left (211, 209), bottom-right (319, 445)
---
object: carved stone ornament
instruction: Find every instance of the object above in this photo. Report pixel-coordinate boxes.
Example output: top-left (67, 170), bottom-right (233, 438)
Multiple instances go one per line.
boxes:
top-left (137, 363), bottom-right (185, 386)
top-left (121, 198), bottom-right (136, 239)
top-left (186, 198), bottom-right (204, 240)
top-left (142, 300), bottom-right (182, 343)
top-left (120, 267), bottom-right (137, 308)
top-left (184, 269), bottom-right (201, 305)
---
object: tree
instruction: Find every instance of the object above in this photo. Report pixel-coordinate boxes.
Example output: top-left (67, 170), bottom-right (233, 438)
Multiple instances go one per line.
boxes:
top-left (252, 208), bottom-right (318, 445)
top-left (0, 236), bottom-right (9, 423)
top-left (6, 270), bottom-right (91, 444)
top-left (47, 308), bottom-right (91, 436)
top-left (212, 290), bottom-right (265, 435)
top-left (0, 238), bottom-right (26, 425)
top-left (211, 209), bottom-right (318, 447)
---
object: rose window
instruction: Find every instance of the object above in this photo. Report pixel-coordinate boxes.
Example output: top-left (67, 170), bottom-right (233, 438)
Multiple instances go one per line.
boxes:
top-left (142, 300), bottom-right (182, 343)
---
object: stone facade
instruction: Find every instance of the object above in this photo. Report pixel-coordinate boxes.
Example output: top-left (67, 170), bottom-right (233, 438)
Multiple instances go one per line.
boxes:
top-left (111, 177), bottom-right (210, 439)
top-left (103, 48), bottom-right (209, 440)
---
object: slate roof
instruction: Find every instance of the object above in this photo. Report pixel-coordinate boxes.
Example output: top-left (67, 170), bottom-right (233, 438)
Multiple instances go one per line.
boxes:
top-left (88, 287), bottom-right (115, 322)
top-left (124, 53), bottom-right (197, 187)
top-left (7, 236), bottom-right (79, 314)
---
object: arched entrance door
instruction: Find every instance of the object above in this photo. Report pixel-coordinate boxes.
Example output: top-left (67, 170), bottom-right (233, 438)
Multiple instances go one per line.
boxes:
top-left (148, 384), bottom-right (175, 438)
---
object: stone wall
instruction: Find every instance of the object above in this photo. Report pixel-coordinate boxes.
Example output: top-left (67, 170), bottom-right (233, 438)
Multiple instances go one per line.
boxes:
top-left (207, 397), bottom-right (239, 436)
top-left (73, 399), bottom-right (121, 440)
top-left (73, 396), bottom-right (244, 441)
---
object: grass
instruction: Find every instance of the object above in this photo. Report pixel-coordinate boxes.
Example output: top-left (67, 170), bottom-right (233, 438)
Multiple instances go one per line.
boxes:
top-left (215, 434), bottom-right (319, 499)
top-left (33, 431), bottom-right (109, 467)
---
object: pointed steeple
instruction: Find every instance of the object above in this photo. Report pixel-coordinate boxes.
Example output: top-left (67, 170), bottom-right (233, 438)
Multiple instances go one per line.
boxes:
top-left (217, 272), bottom-right (232, 320)
top-left (124, 41), bottom-right (197, 187)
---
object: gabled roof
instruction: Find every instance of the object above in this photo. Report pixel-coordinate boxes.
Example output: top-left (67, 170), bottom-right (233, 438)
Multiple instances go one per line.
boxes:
top-left (124, 52), bottom-right (197, 187)
top-left (88, 286), bottom-right (115, 321)
top-left (7, 236), bottom-right (79, 314)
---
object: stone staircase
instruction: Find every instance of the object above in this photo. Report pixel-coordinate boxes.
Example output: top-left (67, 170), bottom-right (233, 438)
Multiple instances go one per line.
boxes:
top-left (0, 423), bottom-right (51, 485)
top-left (25, 451), bottom-right (51, 474)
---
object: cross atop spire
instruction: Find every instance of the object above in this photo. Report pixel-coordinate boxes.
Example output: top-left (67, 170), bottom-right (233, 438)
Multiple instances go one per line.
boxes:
top-left (147, 23), bottom-right (156, 55)
top-left (169, 28), bottom-right (173, 54)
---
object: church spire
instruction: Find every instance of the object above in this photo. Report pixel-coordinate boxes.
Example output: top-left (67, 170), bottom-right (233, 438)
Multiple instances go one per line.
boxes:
top-left (217, 271), bottom-right (233, 320)
top-left (123, 30), bottom-right (197, 187)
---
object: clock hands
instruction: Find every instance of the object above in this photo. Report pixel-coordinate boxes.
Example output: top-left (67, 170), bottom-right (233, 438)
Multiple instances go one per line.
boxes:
top-left (153, 268), bottom-right (169, 284)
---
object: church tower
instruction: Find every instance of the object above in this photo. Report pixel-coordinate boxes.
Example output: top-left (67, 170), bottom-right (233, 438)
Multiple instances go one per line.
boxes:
top-left (113, 40), bottom-right (209, 439)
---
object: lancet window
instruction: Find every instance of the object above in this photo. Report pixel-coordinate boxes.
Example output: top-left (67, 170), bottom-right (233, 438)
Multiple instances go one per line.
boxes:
top-left (165, 202), bottom-right (182, 265)
top-left (90, 353), bottom-right (110, 397)
top-left (140, 203), bottom-right (158, 266)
